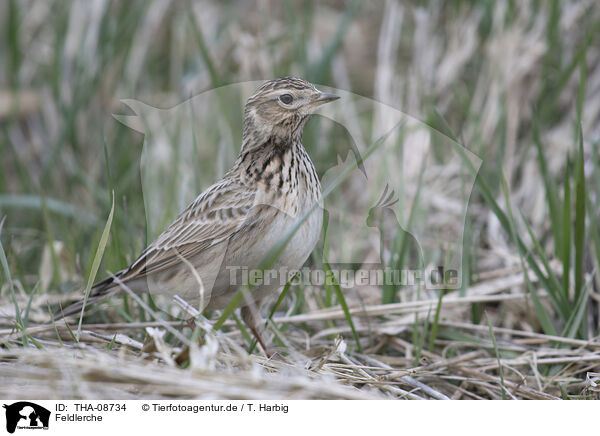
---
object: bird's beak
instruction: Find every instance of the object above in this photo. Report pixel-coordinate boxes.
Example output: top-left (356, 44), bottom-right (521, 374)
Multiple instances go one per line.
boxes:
top-left (313, 92), bottom-right (340, 105)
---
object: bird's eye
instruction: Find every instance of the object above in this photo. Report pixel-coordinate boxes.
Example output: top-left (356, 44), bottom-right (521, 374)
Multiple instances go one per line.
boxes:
top-left (279, 94), bottom-right (293, 104)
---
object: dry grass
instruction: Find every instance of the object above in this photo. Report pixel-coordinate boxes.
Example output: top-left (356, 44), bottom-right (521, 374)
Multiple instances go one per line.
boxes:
top-left (2, 0), bottom-right (600, 399)
top-left (1, 273), bottom-right (599, 400)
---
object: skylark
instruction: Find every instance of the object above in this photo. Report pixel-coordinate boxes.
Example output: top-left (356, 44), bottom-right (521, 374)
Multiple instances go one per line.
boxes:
top-left (60, 77), bottom-right (339, 351)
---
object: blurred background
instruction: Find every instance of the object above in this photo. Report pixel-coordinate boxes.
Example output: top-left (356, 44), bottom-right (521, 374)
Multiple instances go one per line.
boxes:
top-left (1, 0), bottom-right (600, 399)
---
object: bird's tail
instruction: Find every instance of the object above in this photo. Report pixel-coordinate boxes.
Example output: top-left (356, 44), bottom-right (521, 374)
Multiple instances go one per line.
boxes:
top-left (54, 273), bottom-right (123, 320)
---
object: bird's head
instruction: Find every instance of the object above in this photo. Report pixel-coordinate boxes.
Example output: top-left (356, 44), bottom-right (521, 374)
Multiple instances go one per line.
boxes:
top-left (243, 77), bottom-right (339, 142)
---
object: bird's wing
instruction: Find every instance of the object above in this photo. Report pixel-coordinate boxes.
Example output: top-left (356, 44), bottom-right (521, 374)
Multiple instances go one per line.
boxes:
top-left (121, 177), bottom-right (258, 280)
top-left (55, 178), bottom-right (259, 319)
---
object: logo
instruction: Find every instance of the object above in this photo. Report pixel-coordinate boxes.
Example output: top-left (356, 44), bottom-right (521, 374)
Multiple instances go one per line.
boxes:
top-left (112, 81), bottom-right (481, 310)
top-left (3, 402), bottom-right (50, 434)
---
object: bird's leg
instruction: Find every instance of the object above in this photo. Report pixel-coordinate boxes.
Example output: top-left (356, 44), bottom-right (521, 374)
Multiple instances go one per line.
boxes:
top-left (183, 317), bottom-right (206, 346)
top-left (173, 317), bottom-right (206, 366)
top-left (250, 324), bottom-right (269, 356)
top-left (241, 304), bottom-right (270, 357)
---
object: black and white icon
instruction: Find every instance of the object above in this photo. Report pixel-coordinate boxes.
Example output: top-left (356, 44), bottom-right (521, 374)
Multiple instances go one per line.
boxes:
top-left (3, 402), bottom-right (50, 434)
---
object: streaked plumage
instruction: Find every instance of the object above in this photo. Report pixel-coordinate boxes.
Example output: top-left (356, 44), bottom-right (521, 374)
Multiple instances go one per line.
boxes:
top-left (59, 77), bottom-right (339, 352)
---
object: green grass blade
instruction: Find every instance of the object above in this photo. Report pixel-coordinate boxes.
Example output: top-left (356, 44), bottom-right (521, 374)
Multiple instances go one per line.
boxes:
top-left (308, 0), bottom-right (362, 82)
top-left (413, 307), bottom-right (430, 365)
top-left (428, 289), bottom-right (445, 352)
top-left (519, 210), bottom-right (569, 319)
top-left (212, 288), bottom-right (245, 332)
top-left (532, 120), bottom-right (562, 257)
top-left (0, 217), bottom-right (23, 329)
top-left (324, 261), bottom-right (362, 353)
top-left (107, 334), bottom-right (117, 350)
top-left (516, 235), bottom-right (558, 335)
top-left (545, 17), bottom-right (600, 118)
top-left (268, 277), bottom-right (294, 320)
top-left (231, 312), bottom-right (254, 346)
top-left (586, 195), bottom-right (600, 287)
top-left (63, 319), bottom-right (78, 343)
top-left (187, 11), bottom-right (220, 88)
top-left (40, 194), bottom-right (61, 287)
top-left (22, 282), bottom-right (39, 330)
top-left (562, 159), bottom-right (572, 301)
top-left (502, 177), bottom-right (558, 335)
top-left (0, 194), bottom-right (98, 225)
top-left (430, 109), bottom-right (566, 314)
top-left (46, 303), bottom-right (64, 346)
top-left (574, 126), bottom-right (586, 303)
top-left (576, 45), bottom-right (587, 127)
top-left (561, 274), bottom-right (593, 339)
top-left (76, 192), bottom-right (115, 340)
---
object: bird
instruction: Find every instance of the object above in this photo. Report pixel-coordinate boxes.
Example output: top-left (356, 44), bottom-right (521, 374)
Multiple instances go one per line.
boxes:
top-left (58, 77), bottom-right (340, 353)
